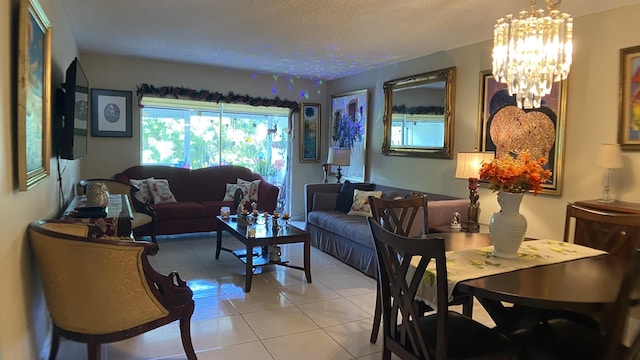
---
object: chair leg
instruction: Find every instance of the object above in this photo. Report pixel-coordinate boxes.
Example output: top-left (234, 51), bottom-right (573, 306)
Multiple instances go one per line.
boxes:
top-left (180, 316), bottom-right (197, 360)
top-left (48, 328), bottom-right (60, 360)
top-left (370, 287), bottom-right (382, 344)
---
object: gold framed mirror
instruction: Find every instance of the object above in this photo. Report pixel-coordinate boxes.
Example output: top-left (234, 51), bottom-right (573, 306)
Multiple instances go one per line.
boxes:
top-left (382, 67), bottom-right (456, 159)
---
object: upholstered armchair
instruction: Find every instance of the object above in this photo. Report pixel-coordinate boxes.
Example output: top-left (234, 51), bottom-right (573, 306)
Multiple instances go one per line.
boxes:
top-left (29, 220), bottom-right (196, 360)
top-left (78, 179), bottom-right (157, 245)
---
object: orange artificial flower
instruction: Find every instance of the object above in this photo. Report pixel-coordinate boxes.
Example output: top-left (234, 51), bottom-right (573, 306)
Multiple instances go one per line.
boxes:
top-left (479, 151), bottom-right (552, 196)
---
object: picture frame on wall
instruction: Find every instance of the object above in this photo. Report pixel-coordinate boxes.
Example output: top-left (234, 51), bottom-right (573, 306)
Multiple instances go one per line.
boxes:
top-left (329, 89), bottom-right (368, 182)
top-left (91, 89), bottom-right (132, 137)
top-left (300, 102), bottom-right (321, 162)
top-left (17, 0), bottom-right (51, 191)
top-left (618, 45), bottom-right (640, 150)
top-left (477, 70), bottom-right (567, 195)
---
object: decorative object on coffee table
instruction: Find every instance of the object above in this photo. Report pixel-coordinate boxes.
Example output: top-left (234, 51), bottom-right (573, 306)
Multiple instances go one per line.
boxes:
top-left (455, 151), bottom-right (494, 232)
top-left (480, 151), bottom-right (551, 258)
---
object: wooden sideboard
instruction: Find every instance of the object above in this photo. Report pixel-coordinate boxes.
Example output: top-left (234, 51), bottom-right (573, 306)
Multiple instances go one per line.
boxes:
top-left (573, 199), bottom-right (640, 214)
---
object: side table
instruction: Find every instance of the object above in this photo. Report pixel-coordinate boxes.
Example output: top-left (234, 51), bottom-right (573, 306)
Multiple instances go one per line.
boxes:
top-left (61, 194), bottom-right (134, 237)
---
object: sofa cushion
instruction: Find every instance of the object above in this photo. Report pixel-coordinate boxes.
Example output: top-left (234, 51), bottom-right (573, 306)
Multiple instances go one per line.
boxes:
top-left (153, 202), bottom-right (207, 220)
top-left (307, 210), bottom-right (373, 248)
top-left (148, 179), bottom-right (177, 204)
top-left (335, 180), bottom-right (376, 213)
top-left (222, 183), bottom-right (250, 201)
top-left (313, 192), bottom-right (339, 211)
top-left (237, 178), bottom-right (261, 202)
top-left (348, 189), bottom-right (382, 217)
top-left (130, 177), bottom-right (154, 204)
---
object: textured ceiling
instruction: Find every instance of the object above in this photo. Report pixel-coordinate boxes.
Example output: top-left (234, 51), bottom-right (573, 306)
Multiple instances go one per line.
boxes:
top-left (60, 0), bottom-right (640, 80)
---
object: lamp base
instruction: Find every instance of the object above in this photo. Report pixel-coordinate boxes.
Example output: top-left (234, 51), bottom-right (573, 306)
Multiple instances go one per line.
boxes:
top-left (599, 185), bottom-right (615, 203)
top-left (461, 221), bottom-right (480, 233)
top-left (336, 166), bottom-right (343, 183)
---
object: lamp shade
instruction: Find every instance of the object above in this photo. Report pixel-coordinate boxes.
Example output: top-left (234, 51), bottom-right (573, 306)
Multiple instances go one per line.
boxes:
top-left (455, 152), bottom-right (495, 179)
top-left (327, 147), bottom-right (351, 166)
top-left (594, 144), bottom-right (623, 169)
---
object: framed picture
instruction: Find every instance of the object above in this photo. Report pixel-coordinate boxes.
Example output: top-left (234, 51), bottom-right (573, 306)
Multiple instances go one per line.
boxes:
top-left (330, 90), bottom-right (368, 182)
top-left (17, 0), bottom-right (51, 191)
top-left (619, 45), bottom-right (640, 150)
top-left (91, 89), bottom-right (132, 137)
top-left (300, 102), bottom-right (321, 162)
top-left (477, 70), bottom-right (567, 195)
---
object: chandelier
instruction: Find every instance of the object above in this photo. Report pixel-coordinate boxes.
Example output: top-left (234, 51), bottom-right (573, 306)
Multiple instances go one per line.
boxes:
top-left (492, 0), bottom-right (573, 109)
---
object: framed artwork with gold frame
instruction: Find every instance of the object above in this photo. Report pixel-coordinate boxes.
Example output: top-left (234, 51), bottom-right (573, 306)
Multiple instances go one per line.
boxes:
top-left (618, 45), bottom-right (640, 150)
top-left (300, 102), bottom-right (321, 162)
top-left (17, 0), bottom-right (51, 191)
top-left (477, 70), bottom-right (567, 195)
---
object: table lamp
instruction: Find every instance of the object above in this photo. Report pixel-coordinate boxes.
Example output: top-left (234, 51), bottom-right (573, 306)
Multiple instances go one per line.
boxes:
top-left (455, 151), bottom-right (495, 232)
top-left (594, 144), bottom-right (624, 203)
top-left (327, 147), bottom-right (351, 183)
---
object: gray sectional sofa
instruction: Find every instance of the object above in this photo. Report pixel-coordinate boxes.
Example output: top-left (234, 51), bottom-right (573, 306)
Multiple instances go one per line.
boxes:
top-left (304, 182), bottom-right (469, 278)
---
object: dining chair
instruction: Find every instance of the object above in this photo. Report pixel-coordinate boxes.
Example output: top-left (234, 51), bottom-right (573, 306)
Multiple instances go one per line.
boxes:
top-left (367, 217), bottom-right (520, 360)
top-left (29, 219), bottom-right (197, 360)
top-left (368, 195), bottom-right (475, 344)
top-left (510, 248), bottom-right (640, 360)
top-left (564, 203), bottom-right (640, 259)
top-left (78, 179), bottom-right (158, 245)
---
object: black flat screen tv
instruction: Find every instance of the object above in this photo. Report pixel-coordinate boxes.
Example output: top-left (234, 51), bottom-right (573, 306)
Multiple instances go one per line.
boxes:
top-left (59, 57), bottom-right (89, 160)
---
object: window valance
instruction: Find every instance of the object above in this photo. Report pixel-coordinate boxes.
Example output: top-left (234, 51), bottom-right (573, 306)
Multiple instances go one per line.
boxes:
top-left (136, 83), bottom-right (300, 112)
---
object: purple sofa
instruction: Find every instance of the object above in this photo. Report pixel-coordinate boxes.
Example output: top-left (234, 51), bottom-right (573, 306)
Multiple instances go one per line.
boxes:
top-left (304, 183), bottom-right (469, 278)
top-left (114, 165), bottom-right (279, 236)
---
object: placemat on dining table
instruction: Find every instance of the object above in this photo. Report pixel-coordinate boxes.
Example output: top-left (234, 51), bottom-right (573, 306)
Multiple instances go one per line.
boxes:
top-left (409, 239), bottom-right (607, 309)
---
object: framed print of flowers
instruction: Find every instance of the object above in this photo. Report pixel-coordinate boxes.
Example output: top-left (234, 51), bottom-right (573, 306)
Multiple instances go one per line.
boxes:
top-left (330, 89), bottom-right (368, 182)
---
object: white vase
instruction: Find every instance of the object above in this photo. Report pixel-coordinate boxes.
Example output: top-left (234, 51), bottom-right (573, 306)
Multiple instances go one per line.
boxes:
top-left (489, 191), bottom-right (527, 258)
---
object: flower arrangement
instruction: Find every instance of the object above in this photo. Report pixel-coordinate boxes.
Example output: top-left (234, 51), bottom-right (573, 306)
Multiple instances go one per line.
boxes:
top-left (332, 114), bottom-right (363, 149)
top-left (479, 151), bottom-right (552, 195)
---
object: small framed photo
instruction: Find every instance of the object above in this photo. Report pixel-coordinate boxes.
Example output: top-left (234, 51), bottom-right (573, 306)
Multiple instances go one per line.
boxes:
top-left (91, 89), bottom-right (132, 137)
top-left (618, 45), bottom-right (640, 150)
top-left (300, 102), bottom-right (321, 162)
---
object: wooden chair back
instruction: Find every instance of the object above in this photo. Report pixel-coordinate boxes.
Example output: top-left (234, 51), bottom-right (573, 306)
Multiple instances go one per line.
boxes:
top-left (564, 204), bottom-right (640, 258)
top-left (367, 217), bottom-right (447, 359)
top-left (369, 195), bottom-right (428, 238)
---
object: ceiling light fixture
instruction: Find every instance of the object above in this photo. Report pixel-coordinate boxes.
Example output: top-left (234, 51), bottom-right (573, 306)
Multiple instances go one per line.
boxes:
top-left (492, 0), bottom-right (573, 109)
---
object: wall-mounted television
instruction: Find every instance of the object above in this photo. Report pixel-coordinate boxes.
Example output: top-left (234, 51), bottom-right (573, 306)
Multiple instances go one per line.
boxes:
top-left (58, 57), bottom-right (89, 160)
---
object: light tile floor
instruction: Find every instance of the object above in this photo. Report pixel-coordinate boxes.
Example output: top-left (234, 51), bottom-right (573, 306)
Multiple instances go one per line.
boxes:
top-left (53, 232), bottom-right (639, 359)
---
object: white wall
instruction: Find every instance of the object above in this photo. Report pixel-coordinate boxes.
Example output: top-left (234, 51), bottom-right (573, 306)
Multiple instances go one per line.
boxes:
top-left (0, 0), bottom-right (81, 358)
top-left (78, 54), bottom-right (327, 217)
top-left (327, 5), bottom-right (640, 241)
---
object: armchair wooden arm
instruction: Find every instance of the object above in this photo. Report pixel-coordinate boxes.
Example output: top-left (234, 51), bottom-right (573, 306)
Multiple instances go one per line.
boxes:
top-left (29, 220), bottom-right (196, 360)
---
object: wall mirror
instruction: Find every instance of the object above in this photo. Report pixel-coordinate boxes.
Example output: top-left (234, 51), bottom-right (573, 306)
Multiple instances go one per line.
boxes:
top-left (382, 66), bottom-right (456, 159)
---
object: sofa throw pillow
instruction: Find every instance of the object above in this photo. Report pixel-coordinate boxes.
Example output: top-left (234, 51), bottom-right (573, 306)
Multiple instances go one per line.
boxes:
top-left (237, 178), bottom-right (261, 202)
top-left (348, 189), bottom-right (383, 217)
top-left (222, 183), bottom-right (250, 201)
top-left (130, 177), bottom-right (154, 204)
top-left (147, 179), bottom-right (177, 204)
top-left (335, 180), bottom-right (376, 213)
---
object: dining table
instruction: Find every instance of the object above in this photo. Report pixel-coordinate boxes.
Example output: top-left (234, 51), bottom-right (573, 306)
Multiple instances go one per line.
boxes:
top-left (421, 232), bottom-right (636, 330)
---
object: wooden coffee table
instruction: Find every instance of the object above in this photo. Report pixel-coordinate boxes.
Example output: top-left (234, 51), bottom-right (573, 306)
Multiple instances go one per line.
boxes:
top-left (215, 215), bottom-right (312, 292)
